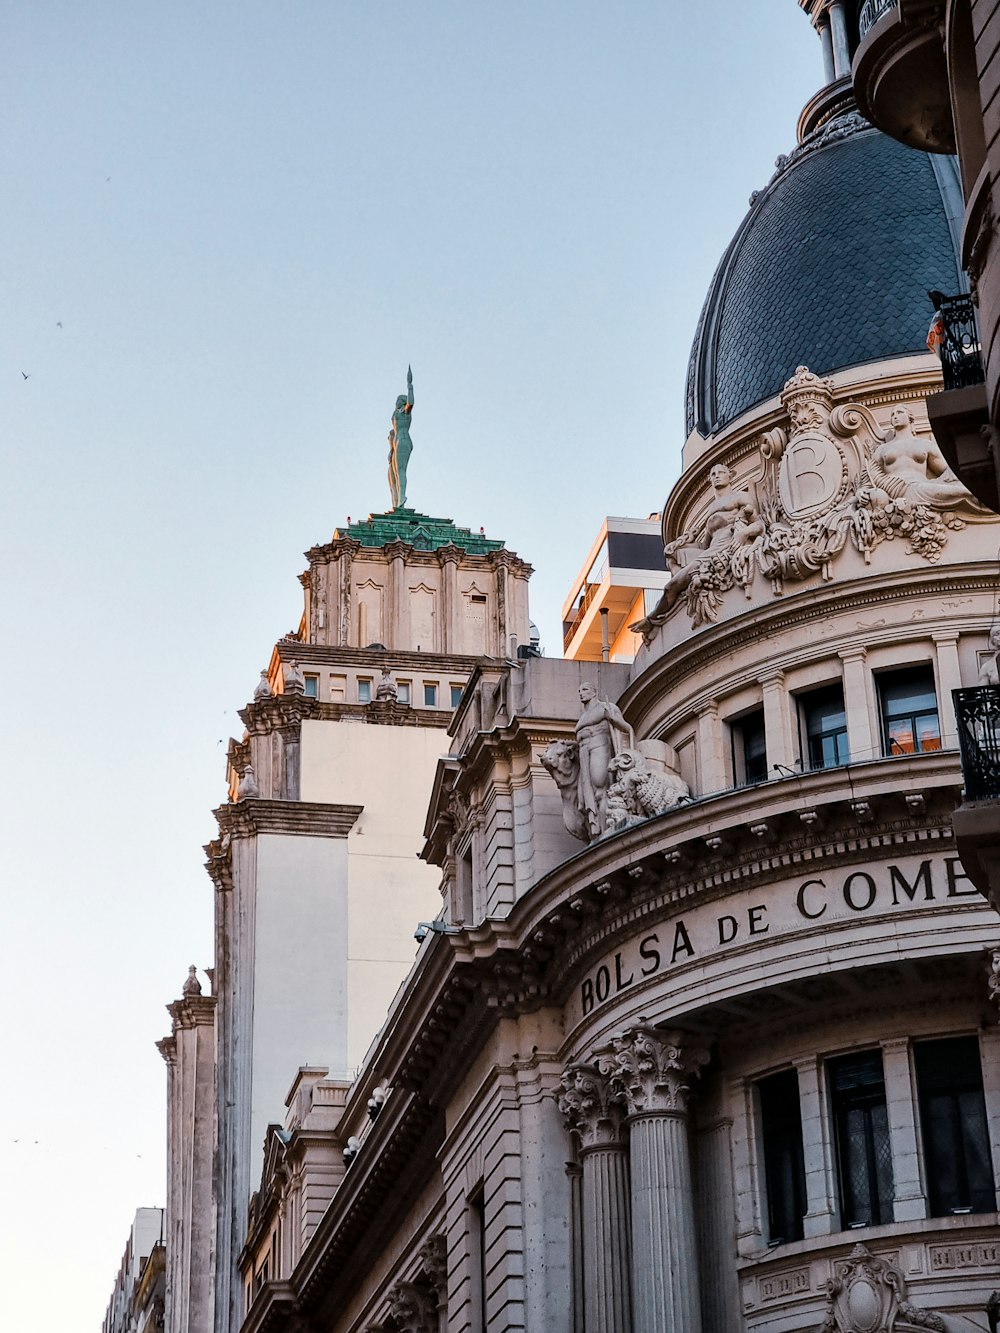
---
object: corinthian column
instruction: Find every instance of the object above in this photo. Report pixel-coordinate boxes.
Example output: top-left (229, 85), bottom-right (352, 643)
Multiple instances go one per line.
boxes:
top-left (558, 1064), bottom-right (632, 1333)
top-left (599, 1028), bottom-right (709, 1333)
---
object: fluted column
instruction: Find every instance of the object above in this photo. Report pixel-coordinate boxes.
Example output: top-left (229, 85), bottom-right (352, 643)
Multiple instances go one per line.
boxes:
top-left (599, 1028), bottom-right (709, 1333)
top-left (558, 1064), bottom-right (632, 1333)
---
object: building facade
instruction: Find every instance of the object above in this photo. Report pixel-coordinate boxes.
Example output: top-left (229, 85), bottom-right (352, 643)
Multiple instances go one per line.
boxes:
top-left (103, 1207), bottom-right (166, 1333)
top-left (229, 44), bottom-right (1000, 1333)
top-left (119, 11), bottom-right (1000, 1333)
top-left (146, 428), bottom-right (533, 1333)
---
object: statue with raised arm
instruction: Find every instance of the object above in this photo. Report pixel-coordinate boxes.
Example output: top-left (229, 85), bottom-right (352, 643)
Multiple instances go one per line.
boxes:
top-left (387, 366), bottom-right (414, 510)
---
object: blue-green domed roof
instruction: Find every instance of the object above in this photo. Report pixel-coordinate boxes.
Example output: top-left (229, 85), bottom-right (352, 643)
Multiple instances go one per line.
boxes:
top-left (685, 113), bottom-right (964, 437)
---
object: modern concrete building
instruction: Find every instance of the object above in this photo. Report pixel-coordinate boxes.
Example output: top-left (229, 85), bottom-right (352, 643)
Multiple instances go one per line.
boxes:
top-left (561, 516), bottom-right (668, 664)
top-left (224, 18), bottom-right (1000, 1333)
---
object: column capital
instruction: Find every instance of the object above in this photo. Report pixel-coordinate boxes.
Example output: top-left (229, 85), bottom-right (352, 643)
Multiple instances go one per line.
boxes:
top-left (838, 645), bottom-right (868, 663)
top-left (597, 1027), bottom-right (710, 1118)
top-left (759, 670), bottom-right (786, 688)
top-left (558, 1063), bottom-right (625, 1149)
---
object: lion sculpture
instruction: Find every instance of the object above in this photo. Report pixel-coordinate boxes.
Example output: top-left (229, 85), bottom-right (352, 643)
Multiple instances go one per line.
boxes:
top-left (606, 748), bottom-right (690, 833)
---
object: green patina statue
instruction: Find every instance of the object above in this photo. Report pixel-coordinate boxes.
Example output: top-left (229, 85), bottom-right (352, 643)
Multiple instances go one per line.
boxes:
top-left (387, 366), bottom-right (414, 510)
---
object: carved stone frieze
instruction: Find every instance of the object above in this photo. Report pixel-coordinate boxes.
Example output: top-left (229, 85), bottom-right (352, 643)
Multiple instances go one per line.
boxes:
top-left (988, 947), bottom-right (1000, 1014)
top-left (819, 1244), bottom-right (944, 1332)
top-left (558, 1063), bottom-right (625, 1150)
top-left (417, 1233), bottom-right (447, 1294)
top-left (386, 1279), bottom-right (437, 1333)
top-left (634, 365), bottom-right (992, 636)
top-left (596, 1027), bottom-right (709, 1118)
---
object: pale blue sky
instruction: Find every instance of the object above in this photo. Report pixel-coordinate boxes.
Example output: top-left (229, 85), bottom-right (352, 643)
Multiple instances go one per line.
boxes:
top-left (0, 3), bottom-right (819, 1325)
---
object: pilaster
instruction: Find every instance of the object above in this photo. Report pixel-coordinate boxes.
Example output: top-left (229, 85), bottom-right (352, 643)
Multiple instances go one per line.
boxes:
top-left (932, 631), bottom-right (962, 750)
top-left (761, 670), bottom-right (793, 773)
top-left (793, 1054), bottom-right (837, 1236)
top-left (881, 1037), bottom-right (927, 1222)
top-left (696, 701), bottom-right (726, 793)
top-left (839, 647), bottom-right (875, 762)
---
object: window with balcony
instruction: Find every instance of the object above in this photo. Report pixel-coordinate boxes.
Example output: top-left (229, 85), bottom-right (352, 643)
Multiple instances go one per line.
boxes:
top-left (828, 1050), bottom-right (894, 1228)
top-left (732, 708), bottom-right (767, 786)
top-left (878, 667), bottom-right (941, 755)
top-left (757, 1068), bottom-right (806, 1245)
top-left (800, 685), bottom-right (849, 770)
top-left (914, 1036), bottom-right (995, 1216)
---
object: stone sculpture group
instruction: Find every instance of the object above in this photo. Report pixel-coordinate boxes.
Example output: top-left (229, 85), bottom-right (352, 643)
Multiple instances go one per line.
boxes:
top-left (542, 684), bottom-right (689, 842)
top-left (632, 367), bottom-right (990, 638)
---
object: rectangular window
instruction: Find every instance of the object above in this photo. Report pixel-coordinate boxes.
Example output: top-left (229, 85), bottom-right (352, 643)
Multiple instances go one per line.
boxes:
top-left (303, 674), bottom-right (319, 699)
top-left (732, 708), bottom-right (767, 786)
top-left (397, 681), bottom-right (410, 704)
top-left (828, 1050), bottom-right (894, 1227)
top-left (357, 678), bottom-right (372, 704)
top-left (915, 1036), bottom-right (995, 1215)
top-left (757, 1069), bottom-right (806, 1245)
top-left (424, 682), bottom-right (438, 707)
top-left (451, 683), bottom-right (464, 709)
top-left (800, 685), bottom-right (849, 770)
top-left (878, 667), bottom-right (941, 755)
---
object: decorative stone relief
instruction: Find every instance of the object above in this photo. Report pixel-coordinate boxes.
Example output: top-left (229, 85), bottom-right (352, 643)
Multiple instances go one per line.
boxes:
top-left (979, 627), bottom-right (1000, 685)
top-left (558, 1063), bottom-right (625, 1149)
top-left (386, 1279), bottom-right (436, 1333)
top-left (253, 669), bottom-right (272, 700)
top-left (819, 1244), bottom-right (944, 1332)
top-left (236, 764), bottom-right (259, 800)
top-left (596, 1028), bottom-right (709, 1117)
top-left (541, 685), bottom-right (690, 842)
top-left (417, 1233), bottom-right (447, 1295)
top-left (375, 667), bottom-right (398, 702)
top-left (633, 366), bottom-right (992, 636)
top-left (988, 948), bottom-right (1000, 1013)
top-left (605, 748), bottom-right (689, 833)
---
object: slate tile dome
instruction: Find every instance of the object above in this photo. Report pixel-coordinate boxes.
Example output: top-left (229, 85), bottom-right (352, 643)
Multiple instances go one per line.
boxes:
top-left (684, 115), bottom-right (963, 437)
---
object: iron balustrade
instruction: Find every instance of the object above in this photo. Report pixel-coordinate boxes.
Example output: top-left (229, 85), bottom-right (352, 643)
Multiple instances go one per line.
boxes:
top-left (859, 0), bottom-right (897, 39)
top-left (931, 293), bottom-right (985, 390)
top-left (954, 686), bottom-right (1000, 799)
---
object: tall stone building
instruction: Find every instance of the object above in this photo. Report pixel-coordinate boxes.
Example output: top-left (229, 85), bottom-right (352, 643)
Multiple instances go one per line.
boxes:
top-left (148, 375), bottom-right (533, 1333)
top-left (224, 17), bottom-right (1000, 1333)
top-left (106, 9), bottom-right (1000, 1333)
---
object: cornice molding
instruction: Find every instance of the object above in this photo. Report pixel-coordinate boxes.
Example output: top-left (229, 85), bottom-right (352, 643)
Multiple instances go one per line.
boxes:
top-left (240, 694), bottom-right (318, 734)
top-left (167, 994), bottom-right (217, 1030)
top-left (215, 800), bottom-right (363, 839)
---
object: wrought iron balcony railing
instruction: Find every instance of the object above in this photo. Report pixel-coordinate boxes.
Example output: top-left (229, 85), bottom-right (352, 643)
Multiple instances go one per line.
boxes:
top-left (929, 292), bottom-right (985, 390)
top-left (858, 0), bottom-right (897, 39)
top-left (954, 686), bottom-right (1000, 799)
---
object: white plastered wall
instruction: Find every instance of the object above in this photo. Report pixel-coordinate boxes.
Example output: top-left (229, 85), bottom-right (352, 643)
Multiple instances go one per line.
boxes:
top-left (250, 833), bottom-right (349, 1161)
top-left (299, 719), bottom-right (445, 1069)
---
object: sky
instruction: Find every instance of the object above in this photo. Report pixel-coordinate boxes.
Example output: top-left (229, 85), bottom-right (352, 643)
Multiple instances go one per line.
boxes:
top-left (0, 3), bottom-right (820, 1326)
